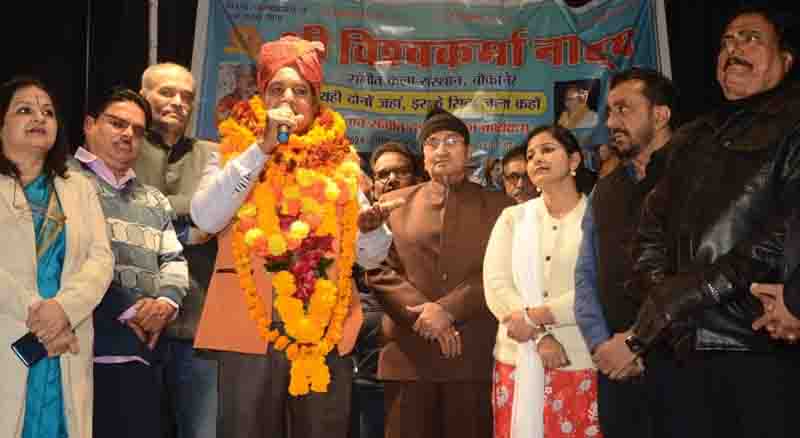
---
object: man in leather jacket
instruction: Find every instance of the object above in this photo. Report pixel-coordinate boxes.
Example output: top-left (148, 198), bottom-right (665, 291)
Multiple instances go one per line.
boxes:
top-left (608, 6), bottom-right (799, 437)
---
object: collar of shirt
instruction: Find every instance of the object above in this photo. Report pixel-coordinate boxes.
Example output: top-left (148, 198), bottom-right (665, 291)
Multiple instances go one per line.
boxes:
top-left (74, 146), bottom-right (136, 190)
top-left (146, 130), bottom-right (194, 164)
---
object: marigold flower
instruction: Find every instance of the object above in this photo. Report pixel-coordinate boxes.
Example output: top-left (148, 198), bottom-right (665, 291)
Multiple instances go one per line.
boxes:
top-left (267, 233), bottom-right (288, 256)
top-left (289, 220), bottom-right (311, 240)
top-left (273, 271), bottom-right (296, 296)
top-left (243, 228), bottom-right (266, 248)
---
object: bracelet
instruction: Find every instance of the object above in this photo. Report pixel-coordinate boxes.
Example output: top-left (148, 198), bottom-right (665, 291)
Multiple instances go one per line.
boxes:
top-left (522, 307), bottom-right (536, 327)
top-left (533, 328), bottom-right (551, 346)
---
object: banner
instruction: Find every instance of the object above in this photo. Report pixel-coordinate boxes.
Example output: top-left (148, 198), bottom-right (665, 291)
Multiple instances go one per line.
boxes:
top-left (191, 0), bottom-right (670, 180)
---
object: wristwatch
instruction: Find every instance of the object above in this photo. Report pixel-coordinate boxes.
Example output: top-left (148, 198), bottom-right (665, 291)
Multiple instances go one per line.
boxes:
top-left (624, 333), bottom-right (645, 355)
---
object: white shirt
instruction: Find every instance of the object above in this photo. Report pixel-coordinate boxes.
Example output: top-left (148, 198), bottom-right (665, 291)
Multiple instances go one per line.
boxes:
top-left (190, 143), bottom-right (392, 268)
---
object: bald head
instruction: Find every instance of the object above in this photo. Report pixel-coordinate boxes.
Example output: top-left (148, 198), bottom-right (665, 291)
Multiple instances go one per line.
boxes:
top-left (141, 63), bottom-right (193, 92)
top-left (140, 63), bottom-right (195, 142)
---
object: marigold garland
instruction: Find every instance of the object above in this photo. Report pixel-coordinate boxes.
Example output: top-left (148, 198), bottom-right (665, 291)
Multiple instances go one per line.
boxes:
top-left (221, 96), bottom-right (359, 396)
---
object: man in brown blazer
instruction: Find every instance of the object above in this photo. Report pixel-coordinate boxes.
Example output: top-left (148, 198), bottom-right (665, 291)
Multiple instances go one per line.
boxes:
top-left (367, 107), bottom-right (512, 438)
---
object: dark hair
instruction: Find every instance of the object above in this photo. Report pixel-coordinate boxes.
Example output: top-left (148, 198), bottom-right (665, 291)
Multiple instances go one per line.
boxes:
top-left (722, 6), bottom-right (797, 59)
top-left (522, 124), bottom-right (596, 194)
top-left (609, 67), bottom-right (679, 129)
top-left (0, 76), bottom-right (69, 180)
top-left (370, 141), bottom-right (420, 178)
top-left (90, 87), bottom-right (153, 131)
top-left (501, 144), bottom-right (527, 169)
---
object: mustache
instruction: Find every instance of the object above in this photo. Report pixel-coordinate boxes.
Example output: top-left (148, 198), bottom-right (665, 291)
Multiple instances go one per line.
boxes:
top-left (725, 56), bottom-right (752, 70)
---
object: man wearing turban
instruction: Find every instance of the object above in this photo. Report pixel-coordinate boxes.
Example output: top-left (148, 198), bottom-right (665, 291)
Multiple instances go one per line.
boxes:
top-left (189, 36), bottom-right (391, 438)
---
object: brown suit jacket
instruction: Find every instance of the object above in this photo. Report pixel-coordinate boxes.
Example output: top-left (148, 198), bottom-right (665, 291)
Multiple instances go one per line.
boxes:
top-left (194, 229), bottom-right (363, 356)
top-left (367, 180), bottom-right (512, 381)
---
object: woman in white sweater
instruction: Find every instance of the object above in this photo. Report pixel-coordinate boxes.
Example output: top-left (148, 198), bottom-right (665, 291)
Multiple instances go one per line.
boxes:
top-left (484, 124), bottom-right (600, 438)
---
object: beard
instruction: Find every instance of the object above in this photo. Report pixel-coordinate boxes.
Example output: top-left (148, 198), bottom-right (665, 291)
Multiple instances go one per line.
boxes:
top-left (610, 124), bottom-right (654, 162)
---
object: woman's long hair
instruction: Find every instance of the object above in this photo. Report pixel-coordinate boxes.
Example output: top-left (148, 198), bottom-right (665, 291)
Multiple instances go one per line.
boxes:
top-left (521, 124), bottom-right (596, 194)
top-left (0, 76), bottom-right (69, 180)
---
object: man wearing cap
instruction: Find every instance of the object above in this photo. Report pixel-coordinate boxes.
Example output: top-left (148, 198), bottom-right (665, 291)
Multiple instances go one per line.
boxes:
top-left (366, 107), bottom-right (512, 438)
top-left (190, 36), bottom-right (390, 438)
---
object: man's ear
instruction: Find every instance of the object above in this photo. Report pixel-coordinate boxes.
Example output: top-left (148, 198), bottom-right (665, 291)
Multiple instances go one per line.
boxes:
top-left (782, 51), bottom-right (794, 74)
top-left (653, 105), bottom-right (672, 130)
top-left (83, 115), bottom-right (95, 136)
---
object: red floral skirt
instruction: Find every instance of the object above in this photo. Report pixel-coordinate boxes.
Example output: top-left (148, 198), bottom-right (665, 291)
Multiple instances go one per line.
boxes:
top-left (492, 361), bottom-right (602, 438)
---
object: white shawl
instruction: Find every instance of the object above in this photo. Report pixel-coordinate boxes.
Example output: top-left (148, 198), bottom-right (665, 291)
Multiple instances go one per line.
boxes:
top-left (510, 200), bottom-right (545, 438)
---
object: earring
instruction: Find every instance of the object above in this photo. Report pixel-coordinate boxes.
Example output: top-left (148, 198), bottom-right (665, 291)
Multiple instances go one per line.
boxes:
top-left (570, 169), bottom-right (577, 176)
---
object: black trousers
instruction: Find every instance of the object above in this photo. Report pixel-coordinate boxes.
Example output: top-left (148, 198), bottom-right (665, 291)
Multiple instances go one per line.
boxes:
top-left (217, 346), bottom-right (353, 438)
top-left (94, 362), bottom-right (163, 438)
top-left (597, 371), bottom-right (652, 438)
top-left (644, 353), bottom-right (708, 438)
top-left (690, 351), bottom-right (797, 438)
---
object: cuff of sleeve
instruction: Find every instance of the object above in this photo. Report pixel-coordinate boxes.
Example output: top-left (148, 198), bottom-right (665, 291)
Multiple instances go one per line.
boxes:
top-left (118, 304), bottom-right (138, 322)
top-left (159, 286), bottom-right (185, 308)
top-left (703, 269), bottom-right (734, 303)
top-left (157, 297), bottom-right (180, 321)
top-left (587, 334), bottom-right (610, 353)
top-left (234, 143), bottom-right (270, 175)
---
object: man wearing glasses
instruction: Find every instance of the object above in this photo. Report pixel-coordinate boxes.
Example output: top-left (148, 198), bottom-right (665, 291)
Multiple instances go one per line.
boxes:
top-left (352, 141), bottom-right (421, 438)
top-left (500, 144), bottom-right (537, 204)
top-left (71, 88), bottom-right (189, 438)
top-left (366, 107), bottom-right (511, 438)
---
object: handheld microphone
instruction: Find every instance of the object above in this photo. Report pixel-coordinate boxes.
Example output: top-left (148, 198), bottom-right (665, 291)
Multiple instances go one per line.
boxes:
top-left (277, 124), bottom-right (290, 144)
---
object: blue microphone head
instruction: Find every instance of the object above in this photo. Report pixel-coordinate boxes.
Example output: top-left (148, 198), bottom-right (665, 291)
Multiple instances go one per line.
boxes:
top-left (277, 131), bottom-right (290, 144)
top-left (277, 125), bottom-right (290, 144)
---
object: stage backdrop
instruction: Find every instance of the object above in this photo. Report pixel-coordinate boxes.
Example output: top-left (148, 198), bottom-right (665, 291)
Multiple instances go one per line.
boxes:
top-left (191, 0), bottom-right (670, 173)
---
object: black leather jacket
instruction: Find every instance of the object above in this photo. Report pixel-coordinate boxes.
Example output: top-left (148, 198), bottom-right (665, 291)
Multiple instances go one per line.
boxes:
top-left (633, 81), bottom-right (800, 353)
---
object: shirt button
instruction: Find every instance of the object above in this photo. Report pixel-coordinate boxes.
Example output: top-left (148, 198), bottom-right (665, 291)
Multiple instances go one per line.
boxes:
top-left (545, 256), bottom-right (551, 261)
top-left (552, 225), bottom-right (557, 230)
top-left (442, 272), bottom-right (448, 281)
top-left (543, 290), bottom-right (549, 298)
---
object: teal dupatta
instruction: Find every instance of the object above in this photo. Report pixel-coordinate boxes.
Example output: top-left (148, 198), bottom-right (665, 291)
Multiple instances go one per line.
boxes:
top-left (21, 175), bottom-right (68, 438)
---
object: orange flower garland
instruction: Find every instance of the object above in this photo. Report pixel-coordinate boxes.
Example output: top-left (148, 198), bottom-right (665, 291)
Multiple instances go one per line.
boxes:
top-left (220, 96), bottom-right (359, 396)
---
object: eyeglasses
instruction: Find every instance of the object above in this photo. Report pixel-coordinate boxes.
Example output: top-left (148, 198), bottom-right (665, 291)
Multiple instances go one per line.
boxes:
top-left (374, 167), bottom-right (413, 182)
top-left (720, 29), bottom-right (765, 51)
top-left (266, 83), bottom-right (312, 99)
top-left (100, 113), bottom-right (146, 138)
top-left (503, 172), bottom-right (529, 184)
top-left (423, 135), bottom-right (464, 149)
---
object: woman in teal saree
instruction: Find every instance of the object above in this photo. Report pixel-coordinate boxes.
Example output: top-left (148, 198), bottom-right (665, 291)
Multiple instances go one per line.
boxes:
top-left (0, 76), bottom-right (113, 437)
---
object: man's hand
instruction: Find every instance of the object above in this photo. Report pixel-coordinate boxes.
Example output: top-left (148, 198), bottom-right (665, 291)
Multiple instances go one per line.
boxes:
top-left (536, 335), bottom-right (569, 369)
top-left (435, 327), bottom-right (463, 359)
top-left (501, 310), bottom-right (540, 343)
top-left (43, 328), bottom-right (80, 357)
top-left (526, 306), bottom-right (556, 326)
top-left (751, 283), bottom-right (800, 342)
top-left (27, 299), bottom-right (70, 344)
top-left (407, 302), bottom-right (453, 340)
top-left (127, 320), bottom-right (148, 343)
top-left (259, 103), bottom-right (305, 155)
top-left (132, 298), bottom-right (176, 333)
top-left (593, 331), bottom-right (643, 380)
top-left (357, 198), bottom-right (405, 233)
